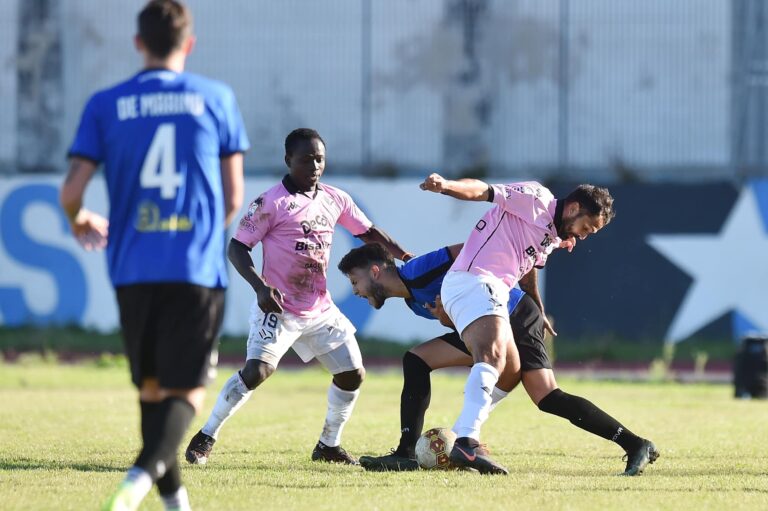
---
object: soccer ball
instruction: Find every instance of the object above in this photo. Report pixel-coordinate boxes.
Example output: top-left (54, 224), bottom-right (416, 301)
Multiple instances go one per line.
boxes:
top-left (415, 427), bottom-right (456, 469)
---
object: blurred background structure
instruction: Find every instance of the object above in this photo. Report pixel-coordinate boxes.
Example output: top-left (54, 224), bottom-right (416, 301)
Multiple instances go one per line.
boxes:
top-left (1, 0), bottom-right (767, 356)
top-left (4, 0), bottom-right (763, 180)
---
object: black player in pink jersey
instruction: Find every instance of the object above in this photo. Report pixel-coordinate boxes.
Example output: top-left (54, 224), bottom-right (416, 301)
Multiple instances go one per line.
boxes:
top-left (186, 128), bottom-right (413, 466)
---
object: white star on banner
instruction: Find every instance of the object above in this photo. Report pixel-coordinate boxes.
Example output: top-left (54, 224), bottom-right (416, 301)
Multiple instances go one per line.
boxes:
top-left (647, 186), bottom-right (768, 343)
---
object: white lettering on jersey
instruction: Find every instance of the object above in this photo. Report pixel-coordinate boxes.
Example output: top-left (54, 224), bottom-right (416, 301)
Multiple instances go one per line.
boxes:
top-left (116, 92), bottom-right (205, 120)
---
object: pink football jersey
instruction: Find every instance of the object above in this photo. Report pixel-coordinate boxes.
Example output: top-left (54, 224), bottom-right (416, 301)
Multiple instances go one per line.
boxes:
top-left (234, 176), bottom-right (373, 317)
top-left (450, 181), bottom-right (562, 290)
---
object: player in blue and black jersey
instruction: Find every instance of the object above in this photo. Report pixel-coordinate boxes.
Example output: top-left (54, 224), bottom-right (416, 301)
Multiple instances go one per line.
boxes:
top-left (337, 243), bottom-right (658, 476)
top-left (60, 2), bottom-right (249, 509)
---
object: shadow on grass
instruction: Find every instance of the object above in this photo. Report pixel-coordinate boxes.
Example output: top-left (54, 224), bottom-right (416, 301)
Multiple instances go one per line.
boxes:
top-left (1, 458), bottom-right (123, 473)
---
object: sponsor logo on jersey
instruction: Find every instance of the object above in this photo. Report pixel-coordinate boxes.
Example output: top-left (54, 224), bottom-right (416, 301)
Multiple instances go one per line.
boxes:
top-left (135, 201), bottom-right (193, 232)
top-left (246, 196), bottom-right (264, 218)
top-left (300, 214), bottom-right (331, 235)
top-left (295, 240), bottom-right (331, 251)
top-left (304, 261), bottom-right (324, 272)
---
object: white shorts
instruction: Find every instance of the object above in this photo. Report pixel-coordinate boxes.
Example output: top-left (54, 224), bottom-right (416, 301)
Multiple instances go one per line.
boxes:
top-left (246, 301), bottom-right (362, 373)
top-left (440, 271), bottom-right (510, 337)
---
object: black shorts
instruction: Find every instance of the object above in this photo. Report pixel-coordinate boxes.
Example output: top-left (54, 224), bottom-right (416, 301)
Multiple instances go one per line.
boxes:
top-left (438, 294), bottom-right (551, 371)
top-left (116, 283), bottom-right (225, 389)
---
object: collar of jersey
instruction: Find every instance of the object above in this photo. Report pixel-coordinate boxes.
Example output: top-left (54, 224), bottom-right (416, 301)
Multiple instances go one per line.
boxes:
top-left (395, 266), bottom-right (416, 302)
top-left (553, 199), bottom-right (564, 231)
top-left (136, 68), bottom-right (180, 82)
top-left (282, 174), bottom-right (321, 199)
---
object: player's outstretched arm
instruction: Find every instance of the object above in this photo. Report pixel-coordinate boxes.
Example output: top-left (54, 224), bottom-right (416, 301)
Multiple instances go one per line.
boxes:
top-left (356, 226), bottom-right (414, 261)
top-left (419, 173), bottom-right (490, 201)
top-left (227, 239), bottom-right (284, 313)
top-left (60, 157), bottom-right (108, 251)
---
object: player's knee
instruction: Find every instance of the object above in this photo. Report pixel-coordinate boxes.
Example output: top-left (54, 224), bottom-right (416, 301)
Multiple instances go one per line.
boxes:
top-left (333, 367), bottom-right (364, 391)
top-left (403, 350), bottom-right (433, 374)
top-left (239, 359), bottom-right (274, 390)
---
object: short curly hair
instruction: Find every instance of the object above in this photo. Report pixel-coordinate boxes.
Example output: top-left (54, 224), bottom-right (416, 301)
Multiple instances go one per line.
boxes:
top-left (337, 243), bottom-right (394, 275)
top-left (564, 184), bottom-right (615, 224)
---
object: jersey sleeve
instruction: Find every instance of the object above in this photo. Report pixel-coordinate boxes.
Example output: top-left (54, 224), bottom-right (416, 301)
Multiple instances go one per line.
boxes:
top-left (218, 87), bottom-right (250, 156)
top-left (399, 247), bottom-right (452, 282)
top-left (68, 94), bottom-right (104, 163)
top-left (490, 182), bottom-right (549, 223)
top-left (335, 189), bottom-right (373, 236)
top-left (233, 194), bottom-right (273, 248)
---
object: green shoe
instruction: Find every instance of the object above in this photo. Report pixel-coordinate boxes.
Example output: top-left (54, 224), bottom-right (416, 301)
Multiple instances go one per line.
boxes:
top-left (101, 483), bottom-right (142, 511)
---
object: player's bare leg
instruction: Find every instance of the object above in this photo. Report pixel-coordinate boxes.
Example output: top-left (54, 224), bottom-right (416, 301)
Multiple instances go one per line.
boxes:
top-left (449, 315), bottom-right (517, 475)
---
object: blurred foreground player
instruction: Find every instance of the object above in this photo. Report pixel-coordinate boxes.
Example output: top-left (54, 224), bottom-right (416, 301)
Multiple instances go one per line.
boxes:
top-left (60, 1), bottom-right (249, 509)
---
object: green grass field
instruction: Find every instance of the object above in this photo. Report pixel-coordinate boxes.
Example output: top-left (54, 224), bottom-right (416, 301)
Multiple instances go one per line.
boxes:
top-left (1, 362), bottom-right (766, 511)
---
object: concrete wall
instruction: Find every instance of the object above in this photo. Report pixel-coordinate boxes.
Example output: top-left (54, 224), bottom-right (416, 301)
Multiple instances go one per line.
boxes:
top-left (1, 0), bottom-right (731, 179)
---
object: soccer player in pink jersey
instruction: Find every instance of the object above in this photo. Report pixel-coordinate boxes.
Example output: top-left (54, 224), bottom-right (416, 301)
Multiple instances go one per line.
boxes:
top-left (420, 174), bottom-right (619, 474)
top-left (185, 128), bottom-right (413, 466)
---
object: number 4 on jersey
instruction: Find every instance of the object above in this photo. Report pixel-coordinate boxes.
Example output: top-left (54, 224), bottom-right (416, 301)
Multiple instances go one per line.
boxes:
top-left (140, 123), bottom-right (182, 199)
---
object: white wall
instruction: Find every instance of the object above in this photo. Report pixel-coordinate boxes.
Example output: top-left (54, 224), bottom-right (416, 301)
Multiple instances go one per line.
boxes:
top-left (2, 0), bottom-right (731, 176)
top-left (0, 176), bottom-right (498, 343)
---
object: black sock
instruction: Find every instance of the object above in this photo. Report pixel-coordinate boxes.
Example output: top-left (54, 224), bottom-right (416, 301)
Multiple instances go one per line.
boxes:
top-left (537, 389), bottom-right (643, 453)
top-left (147, 401), bottom-right (181, 495)
top-left (156, 462), bottom-right (182, 496)
top-left (135, 397), bottom-right (195, 480)
top-left (396, 352), bottom-right (432, 458)
top-left (140, 401), bottom-right (161, 441)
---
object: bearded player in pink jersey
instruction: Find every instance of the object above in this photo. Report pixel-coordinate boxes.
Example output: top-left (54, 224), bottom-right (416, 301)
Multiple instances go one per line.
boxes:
top-left (420, 174), bottom-right (653, 475)
top-left (185, 128), bottom-right (413, 466)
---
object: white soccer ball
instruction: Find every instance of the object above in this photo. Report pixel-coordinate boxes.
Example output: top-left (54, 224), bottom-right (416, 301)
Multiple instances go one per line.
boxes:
top-left (415, 427), bottom-right (457, 469)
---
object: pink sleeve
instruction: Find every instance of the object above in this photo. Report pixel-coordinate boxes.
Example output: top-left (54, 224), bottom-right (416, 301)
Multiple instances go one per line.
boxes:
top-left (490, 182), bottom-right (549, 223)
top-left (233, 194), bottom-right (274, 248)
top-left (335, 190), bottom-right (373, 236)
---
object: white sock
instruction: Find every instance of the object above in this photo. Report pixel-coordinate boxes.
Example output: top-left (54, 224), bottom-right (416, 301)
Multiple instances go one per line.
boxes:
top-left (452, 362), bottom-right (499, 440)
top-left (319, 383), bottom-right (360, 447)
top-left (201, 371), bottom-right (252, 439)
top-left (489, 386), bottom-right (509, 412)
top-left (115, 466), bottom-right (153, 506)
top-left (162, 486), bottom-right (191, 511)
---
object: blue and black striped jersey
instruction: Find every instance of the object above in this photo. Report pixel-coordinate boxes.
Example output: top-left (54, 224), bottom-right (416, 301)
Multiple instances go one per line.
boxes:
top-left (397, 247), bottom-right (525, 321)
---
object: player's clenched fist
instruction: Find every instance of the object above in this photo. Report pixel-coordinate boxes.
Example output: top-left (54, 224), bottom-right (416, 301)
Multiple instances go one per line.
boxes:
top-left (420, 173), bottom-right (446, 193)
top-left (256, 285), bottom-right (284, 314)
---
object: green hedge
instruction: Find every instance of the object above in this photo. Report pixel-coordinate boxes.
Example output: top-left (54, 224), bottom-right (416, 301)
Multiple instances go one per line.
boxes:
top-left (0, 326), bottom-right (737, 363)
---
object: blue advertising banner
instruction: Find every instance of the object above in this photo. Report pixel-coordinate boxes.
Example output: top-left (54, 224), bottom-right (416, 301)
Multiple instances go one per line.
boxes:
top-left (546, 180), bottom-right (768, 343)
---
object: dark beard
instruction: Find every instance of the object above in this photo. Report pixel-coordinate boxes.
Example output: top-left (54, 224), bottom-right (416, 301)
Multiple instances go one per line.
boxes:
top-left (557, 219), bottom-right (574, 239)
top-left (369, 282), bottom-right (388, 309)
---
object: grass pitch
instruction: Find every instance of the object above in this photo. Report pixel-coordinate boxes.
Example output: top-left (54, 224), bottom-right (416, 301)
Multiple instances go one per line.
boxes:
top-left (1, 362), bottom-right (766, 511)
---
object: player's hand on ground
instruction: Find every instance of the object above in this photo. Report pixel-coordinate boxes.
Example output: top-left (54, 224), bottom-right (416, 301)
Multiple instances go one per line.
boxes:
top-left (543, 315), bottom-right (558, 337)
top-left (69, 209), bottom-right (109, 250)
top-left (425, 294), bottom-right (454, 328)
top-left (559, 237), bottom-right (576, 252)
top-left (419, 173), bottom-right (446, 193)
top-left (256, 285), bottom-right (284, 314)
